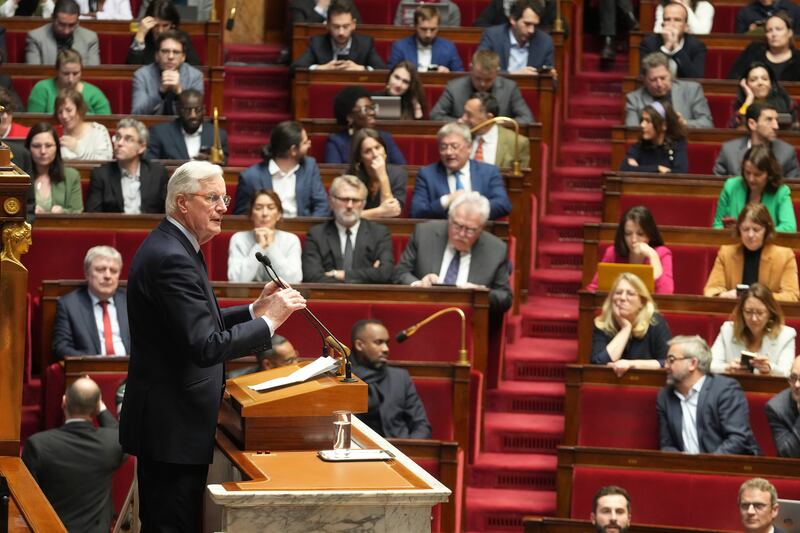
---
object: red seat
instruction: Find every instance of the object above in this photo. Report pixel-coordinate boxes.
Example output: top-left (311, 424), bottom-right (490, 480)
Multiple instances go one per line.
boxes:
top-left (577, 384), bottom-right (659, 448)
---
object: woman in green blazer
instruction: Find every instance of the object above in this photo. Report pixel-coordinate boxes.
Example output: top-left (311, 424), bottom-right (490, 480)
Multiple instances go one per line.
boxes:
top-left (713, 144), bottom-right (796, 232)
top-left (25, 122), bottom-right (83, 214)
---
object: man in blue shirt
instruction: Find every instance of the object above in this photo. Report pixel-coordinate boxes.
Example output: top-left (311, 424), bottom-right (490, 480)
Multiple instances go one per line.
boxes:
top-left (388, 5), bottom-right (463, 72)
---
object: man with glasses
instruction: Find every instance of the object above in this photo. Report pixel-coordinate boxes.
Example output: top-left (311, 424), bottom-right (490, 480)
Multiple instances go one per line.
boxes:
top-left (395, 191), bottom-right (512, 314)
top-left (146, 89), bottom-right (228, 164)
top-left (302, 174), bottom-right (394, 283)
top-left (410, 122), bottom-right (511, 220)
top-left (227, 335), bottom-right (299, 378)
top-left (766, 355), bottom-right (800, 457)
top-left (738, 478), bottom-right (784, 533)
top-left (131, 29), bottom-right (203, 115)
top-left (86, 118), bottom-right (169, 213)
top-left (656, 335), bottom-right (762, 455)
top-left (26, 0), bottom-right (100, 65)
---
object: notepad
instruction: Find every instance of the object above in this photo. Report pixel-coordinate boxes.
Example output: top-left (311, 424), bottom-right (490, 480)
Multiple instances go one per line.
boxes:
top-left (249, 356), bottom-right (339, 392)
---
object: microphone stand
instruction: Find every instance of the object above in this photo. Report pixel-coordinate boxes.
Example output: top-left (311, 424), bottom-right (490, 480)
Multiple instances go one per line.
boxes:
top-left (469, 116), bottom-right (523, 177)
top-left (395, 307), bottom-right (468, 364)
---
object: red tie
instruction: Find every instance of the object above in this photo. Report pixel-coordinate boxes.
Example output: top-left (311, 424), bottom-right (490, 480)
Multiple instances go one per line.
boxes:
top-left (474, 137), bottom-right (484, 162)
top-left (99, 301), bottom-right (115, 356)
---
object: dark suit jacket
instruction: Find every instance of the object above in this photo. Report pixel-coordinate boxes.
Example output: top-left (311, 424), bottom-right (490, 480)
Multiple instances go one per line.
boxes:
top-left (766, 387), bottom-right (800, 457)
top-left (85, 159), bottom-right (169, 213)
top-left (393, 219), bottom-right (513, 313)
top-left (288, 0), bottom-right (362, 23)
top-left (477, 23), bottom-right (554, 72)
top-left (713, 137), bottom-right (800, 178)
top-left (146, 119), bottom-right (229, 164)
top-left (410, 160), bottom-right (512, 220)
top-left (388, 35), bottom-right (464, 72)
top-left (639, 33), bottom-right (707, 79)
top-left (302, 219), bottom-right (394, 283)
top-left (430, 74), bottom-right (534, 123)
top-left (475, 0), bottom-right (559, 28)
top-left (119, 219), bottom-right (272, 464)
top-left (350, 359), bottom-right (432, 439)
top-left (22, 411), bottom-right (125, 533)
top-left (233, 156), bottom-right (331, 216)
top-left (52, 287), bottom-right (130, 359)
top-left (656, 373), bottom-right (762, 455)
top-left (290, 33), bottom-right (386, 71)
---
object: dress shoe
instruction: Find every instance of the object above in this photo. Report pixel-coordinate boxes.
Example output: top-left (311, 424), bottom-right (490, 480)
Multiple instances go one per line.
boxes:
top-left (601, 36), bottom-right (615, 61)
top-left (624, 10), bottom-right (640, 31)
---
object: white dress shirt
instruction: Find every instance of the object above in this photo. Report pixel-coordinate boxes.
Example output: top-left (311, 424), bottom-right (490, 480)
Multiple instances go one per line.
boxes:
top-left (120, 162), bottom-right (142, 214)
top-left (472, 124), bottom-right (499, 165)
top-left (439, 163), bottom-right (472, 208)
top-left (417, 42), bottom-right (433, 70)
top-left (437, 244), bottom-right (472, 285)
top-left (507, 28), bottom-right (530, 72)
top-left (183, 124), bottom-right (203, 159)
top-left (268, 159), bottom-right (299, 218)
top-left (674, 375), bottom-right (706, 454)
top-left (89, 291), bottom-right (127, 355)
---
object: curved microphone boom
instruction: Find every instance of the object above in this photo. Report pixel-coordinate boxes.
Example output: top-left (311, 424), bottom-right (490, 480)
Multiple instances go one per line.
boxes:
top-left (395, 307), bottom-right (468, 364)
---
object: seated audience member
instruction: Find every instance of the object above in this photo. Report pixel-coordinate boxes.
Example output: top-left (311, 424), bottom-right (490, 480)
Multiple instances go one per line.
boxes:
top-left (26, 0), bottom-right (100, 66)
top-left (625, 52), bottom-right (713, 128)
top-left (430, 49), bottom-right (535, 123)
top-left (711, 283), bottom-right (795, 376)
top-left (738, 478), bottom-right (782, 533)
top-left (620, 101), bottom-right (689, 173)
top-left (654, 0), bottom-right (715, 34)
top-left (388, 6), bottom-right (464, 72)
top-left (586, 206), bottom-right (673, 294)
top-left (394, 192), bottom-right (513, 314)
top-left (712, 145), bottom-right (797, 231)
top-left (290, 0), bottom-right (386, 72)
top-left (289, 0), bottom-right (362, 23)
top-left (0, 53), bottom-right (24, 112)
top-left (146, 90), bottom-right (229, 163)
top-left (476, 0), bottom-right (560, 27)
top-left (460, 92), bottom-right (532, 170)
top-left (302, 174), bottom-right (394, 284)
top-left (127, 0), bottom-right (201, 65)
top-left (765, 354), bottom-right (800, 457)
top-left (26, 122), bottom-right (82, 213)
top-left (729, 63), bottom-right (797, 129)
top-left (0, 88), bottom-right (30, 140)
top-left (228, 189), bottom-right (302, 284)
top-left (706, 203), bottom-right (800, 301)
top-left (376, 62), bottom-right (427, 120)
top-left (729, 13), bottom-right (800, 81)
top-left (28, 49), bottom-right (110, 115)
top-left (410, 122), bottom-right (512, 220)
top-left (657, 335), bottom-right (762, 455)
top-left (86, 118), bottom-right (169, 213)
top-left (349, 319), bottom-right (433, 439)
top-left (234, 120), bottom-right (330, 217)
top-left (736, 0), bottom-right (800, 33)
top-left (55, 89), bottom-right (113, 161)
top-left (715, 103), bottom-right (799, 178)
top-left (591, 272), bottom-right (671, 375)
top-left (640, 2), bottom-right (706, 78)
top-left (226, 335), bottom-right (299, 378)
top-left (138, 0), bottom-right (213, 21)
top-left (131, 29), bottom-right (203, 115)
top-left (477, 0), bottom-right (556, 75)
top-left (52, 245), bottom-right (129, 358)
top-left (325, 86), bottom-right (406, 165)
top-left (591, 486), bottom-right (632, 533)
top-left (22, 377), bottom-right (125, 533)
top-left (395, 0), bottom-right (460, 26)
top-left (347, 128), bottom-right (407, 219)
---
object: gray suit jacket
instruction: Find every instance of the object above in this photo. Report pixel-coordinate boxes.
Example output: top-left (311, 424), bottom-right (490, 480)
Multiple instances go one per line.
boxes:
top-left (765, 387), bottom-right (800, 458)
top-left (393, 219), bottom-right (512, 313)
top-left (430, 75), bottom-right (534, 124)
top-left (131, 62), bottom-right (204, 115)
top-left (624, 79), bottom-right (713, 128)
top-left (26, 24), bottom-right (100, 65)
top-left (713, 137), bottom-right (800, 178)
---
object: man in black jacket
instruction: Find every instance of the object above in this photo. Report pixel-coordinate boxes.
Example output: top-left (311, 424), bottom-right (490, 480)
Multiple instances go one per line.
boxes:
top-left (639, 2), bottom-right (706, 78)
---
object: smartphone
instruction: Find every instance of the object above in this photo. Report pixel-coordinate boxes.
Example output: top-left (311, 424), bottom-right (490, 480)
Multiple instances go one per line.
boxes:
top-left (539, 65), bottom-right (553, 73)
top-left (736, 284), bottom-right (749, 297)
top-left (427, 64), bottom-right (439, 71)
top-left (740, 351), bottom-right (757, 372)
top-left (336, 53), bottom-right (350, 61)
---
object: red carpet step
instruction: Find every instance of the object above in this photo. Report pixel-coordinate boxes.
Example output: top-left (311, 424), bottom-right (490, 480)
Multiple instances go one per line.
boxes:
top-left (529, 268), bottom-right (582, 297)
top-left (569, 70), bottom-right (624, 95)
top-left (469, 452), bottom-right (558, 491)
top-left (517, 297), bottom-right (579, 340)
top-left (549, 165), bottom-right (605, 191)
top-left (465, 487), bottom-right (557, 531)
top-left (543, 189), bottom-right (602, 219)
top-left (504, 337), bottom-right (577, 381)
top-left (567, 94), bottom-right (625, 121)
top-left (483, 412), bottom-right (564, 454)
top-left (537, 241), bottom-right (585, 270)
top-left (225, 43), bottom-right (285, 65)
top-left (559, 141), bottom-right (611, 167)
top-left (486, 381), bottom-right (565, 415)
top-left (538, 214), bottom-right (598, 242)
top-left (562, 117), bottom-right (616, 143)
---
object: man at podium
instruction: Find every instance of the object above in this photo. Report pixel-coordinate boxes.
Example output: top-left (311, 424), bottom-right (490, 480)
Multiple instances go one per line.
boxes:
top-left (119, 161), bottom-right (307, 532)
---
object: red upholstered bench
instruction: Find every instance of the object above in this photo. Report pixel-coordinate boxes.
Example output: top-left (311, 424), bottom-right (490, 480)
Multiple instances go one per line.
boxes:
top-left (354, 0), bottom-right (490, 25)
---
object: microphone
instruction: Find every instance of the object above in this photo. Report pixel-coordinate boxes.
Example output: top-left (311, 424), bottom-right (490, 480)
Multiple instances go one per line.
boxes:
top-left (394, 307), bottom-right (469, 364)
top-left (226, 4), bottom-right (238, 31)
top-left (395, 325), bottom-right (418, 343)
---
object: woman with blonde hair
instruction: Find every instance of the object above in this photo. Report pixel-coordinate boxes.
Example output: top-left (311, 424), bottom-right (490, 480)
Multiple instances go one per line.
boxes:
top-left (592, 272), bottom-right (672, 375)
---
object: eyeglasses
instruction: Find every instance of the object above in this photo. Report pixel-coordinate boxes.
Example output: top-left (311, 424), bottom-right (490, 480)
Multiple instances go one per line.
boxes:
top-left (788, 374), bottom-right (800, 385)
top-left (353, 105), bottom-right (377, 115)
top-left (439, 142), bottom-right (465, 152)
top-left (112, 133), bottom-right (140, 144)
top-left (450, 220), bottom-right (481, 237)
top-left (742, 309), bottom-right (768, 318)
top-left (188, 193), bottom-right (231, 207)
top-left (739, 502), bottom-right (771, 512)
top-left (159, 48), bottom-right (184, 56)
top-left (332, 195), bottom-right (364, 205)
top-left (665, 355), bottom-right (691, 365)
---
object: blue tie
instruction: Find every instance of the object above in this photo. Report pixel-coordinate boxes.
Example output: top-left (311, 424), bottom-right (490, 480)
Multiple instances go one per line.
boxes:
top-left (443, 252), bottom-right (460, 284)
top-left (454, 170), bottom-right (464, 191)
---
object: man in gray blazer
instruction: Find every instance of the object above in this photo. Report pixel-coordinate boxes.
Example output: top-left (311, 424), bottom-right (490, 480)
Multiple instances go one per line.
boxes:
top-left (713, 102), bottom-right (800, 178)
top-left (765, 355), bottom-right (800, 458)
top-left (657, 335), bottom-right (762, 455)
top-left (430, 49), bottom-right (534, 124)
top-left (394, 191), bottom-right (512, 314)
top-left (26, 0), bottom-right (100, 66)
top-left (624, 51), bottom-right (713, 129)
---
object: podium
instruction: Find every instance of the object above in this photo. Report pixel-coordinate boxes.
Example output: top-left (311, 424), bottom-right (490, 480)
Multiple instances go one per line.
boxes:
top-left (206, 363), bottom-right (452, 533)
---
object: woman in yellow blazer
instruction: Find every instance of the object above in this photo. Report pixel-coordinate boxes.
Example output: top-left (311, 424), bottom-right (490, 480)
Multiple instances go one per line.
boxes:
top-left (704, 203), bottom-right (799, 302)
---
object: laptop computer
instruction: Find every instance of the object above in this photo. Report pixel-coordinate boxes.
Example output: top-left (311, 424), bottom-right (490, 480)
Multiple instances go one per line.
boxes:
top-left (596, 263), bottom-right (655, 293)
top-left (776, 499), bottom-right (800, 533)
top-left (373, 96), bottom-right (402, 120)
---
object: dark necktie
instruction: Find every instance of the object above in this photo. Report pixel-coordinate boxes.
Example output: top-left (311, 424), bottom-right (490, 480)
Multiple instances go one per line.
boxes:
top-left (99, 301), bottom-right (115, 355)
top-left (343, 229), bottom-right (354, 271)
top-left (443, 252), bottom-right (460, 285)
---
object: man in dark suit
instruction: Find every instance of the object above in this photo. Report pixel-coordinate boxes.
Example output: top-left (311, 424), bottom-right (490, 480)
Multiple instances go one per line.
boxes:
top-left (52, 245), bottom-right (130, 359)
top-left (119, 161), bottom-right (307, 531)
top-left (410, 122), bottom-right (512, 220)
top-left (234, 120), bottom-right (330, 217)
top-left (349, 319), bottom-right (432, 439)
top-left (657, 335), bottom-right (762, 455)
top-left (477, 0), bottom-right (555, 75)
top-left (289, 0), bottom-right (362, 23)
top-left (302, 174), bottom-right (394, 283)
top-left (765, 355), bottom-right (800, 457)
top-left (639, 2), bottom-right (706, 79)
top-left (388, 5), bottom-right (464, 72)
top-left (395, 191), bottom-right (513, 314)
top-left (736, 0), bottom-right (800, 33)
top-left (86, 118), bottom-right (169, 213)
top-left (147, 89), bottom-right (229, 163)
top-left (738, 478), bottom-right (784, 533)
top-left (290, 0), bottom-right (386, 72)
top-left (713, 102), bottom-right (800, 178)
top-left (22, 376), bottom-right (125, 533)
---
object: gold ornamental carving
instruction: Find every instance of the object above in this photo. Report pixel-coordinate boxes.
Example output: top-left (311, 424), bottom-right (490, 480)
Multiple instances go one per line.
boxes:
top-left (3, 197), bottom-right (20, 215)
top-left (1, 221), bottom-right (32, 269)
